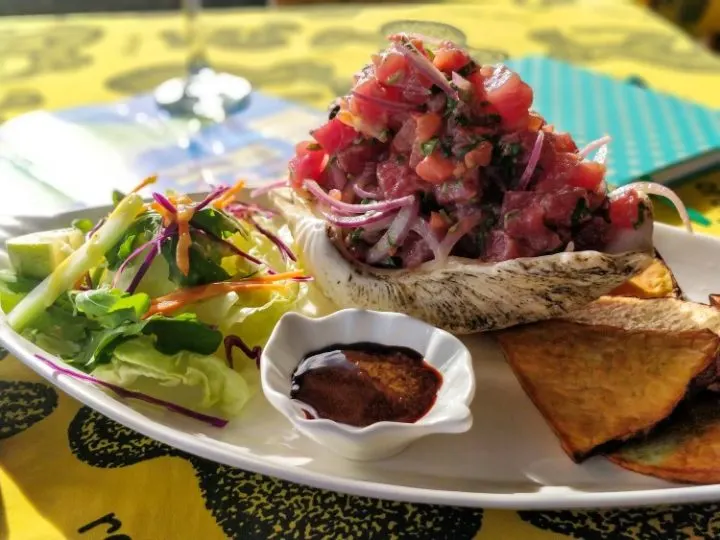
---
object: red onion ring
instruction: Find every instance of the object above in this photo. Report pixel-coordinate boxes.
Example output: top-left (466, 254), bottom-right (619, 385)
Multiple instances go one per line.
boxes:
top-left (366, 196), bottom-right (420, 264)
top-left (350, 90), bottom-right (416, 112)
top-left (391, 40), bottom-right (458, 99)
top-left (411, 218), bottom-right (442, 260)
top-left (578, 135), bottom-right (611, 158)
top-left (518, 129), bottom-right (544, 190)
top-left (304, 180), bottom-right (414, 214)
top-left (320, 207), bottom-right (398, 228)
top-left (437, 215), bottom-right (482, 262)
top-left (451, 72), bottom-right (471, 93)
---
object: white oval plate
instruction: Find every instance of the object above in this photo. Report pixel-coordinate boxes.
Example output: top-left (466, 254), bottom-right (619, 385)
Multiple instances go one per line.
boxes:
top-left (2, 205), bottom-right (720, 510)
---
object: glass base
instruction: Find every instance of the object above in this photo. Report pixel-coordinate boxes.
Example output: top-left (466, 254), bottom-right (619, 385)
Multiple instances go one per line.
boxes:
top-left (154, 68), bottom-right (252, 122)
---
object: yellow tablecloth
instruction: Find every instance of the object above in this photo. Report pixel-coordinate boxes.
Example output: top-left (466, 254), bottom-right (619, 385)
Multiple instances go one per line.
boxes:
top-left (1, 2), bottom-right (720, 539)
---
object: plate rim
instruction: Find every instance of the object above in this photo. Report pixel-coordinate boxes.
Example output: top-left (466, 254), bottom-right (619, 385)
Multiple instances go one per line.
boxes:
top-left (2, 206), bottom-right (720, 509)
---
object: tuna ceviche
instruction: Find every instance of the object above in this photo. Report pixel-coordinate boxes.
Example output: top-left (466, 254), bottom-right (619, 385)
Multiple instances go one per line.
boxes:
top-left (267, 34), bottom-right (689, 269)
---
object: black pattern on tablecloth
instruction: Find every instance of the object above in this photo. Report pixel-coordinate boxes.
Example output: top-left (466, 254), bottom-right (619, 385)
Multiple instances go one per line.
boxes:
top-left (68, 406), bottom-right (484, 539)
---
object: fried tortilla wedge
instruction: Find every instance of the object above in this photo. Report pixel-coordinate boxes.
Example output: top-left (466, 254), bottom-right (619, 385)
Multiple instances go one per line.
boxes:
top-left (609, 393), bottom-right (720, 484)
top-left (497, 321), bottom-right (720, 462)
top-left (563, 296), bottom-right (720, 336)
top-left (607, 252), bottom-right (681, 299)
top-left (711, 294), bottom-right (720, 309)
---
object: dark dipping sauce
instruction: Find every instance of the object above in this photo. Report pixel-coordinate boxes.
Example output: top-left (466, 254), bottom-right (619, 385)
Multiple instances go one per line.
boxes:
top-left (290, 342), bottom-right (442, 428)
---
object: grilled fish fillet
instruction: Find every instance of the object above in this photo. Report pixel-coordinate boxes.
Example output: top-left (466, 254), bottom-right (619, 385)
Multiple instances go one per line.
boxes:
top-left (270, 188), bottom-right (654, 334)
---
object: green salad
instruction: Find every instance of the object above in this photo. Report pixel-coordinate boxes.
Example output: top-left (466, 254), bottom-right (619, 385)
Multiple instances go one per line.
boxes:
top-left (0, 178), bottom-right (308, 426)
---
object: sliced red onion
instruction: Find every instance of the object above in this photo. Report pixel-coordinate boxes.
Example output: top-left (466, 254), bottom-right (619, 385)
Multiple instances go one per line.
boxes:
top-left (35, 354), bottom-right (228, 427)
top-left (366, 196), bottom-right (419, 264)
top-left (350, 90), bottom-right (416, 112)
top-left (249, 217), bottom-right (297, 262)
top-left (437, 215), bottom-right (482, 262)
top-left (250, 180), bottom-right (288, 199)
top-left (579, 135), bottom-right (611, 158)
top-left (224, 335), bottom-right (262, 369)
top-left (611, 182), bottom-right (693, 233)
top-left (305, 180), bottom-right (414, 214)
top-left (152, 192), bottom-right (177, 214)
top-left (391, 41), bottom-right (458, 99)
top-left (518, 129), bottom-right (545, 190)
top-left (593, 145), bottom-right (608, 166)
top-left (352, 180), bottom-right (380, 200)
top-left (451, 72), bottom-right (471, 93)
top-left (411, 218), bottom-right (442, 259)
top-left (564, 241), bottom-right (575, 253)
top-left (320, 207), bottom-right (398, 228)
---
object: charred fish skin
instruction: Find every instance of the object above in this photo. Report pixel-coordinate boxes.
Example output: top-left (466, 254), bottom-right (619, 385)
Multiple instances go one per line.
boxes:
top-left (270, 189), bottom-right (654, 335)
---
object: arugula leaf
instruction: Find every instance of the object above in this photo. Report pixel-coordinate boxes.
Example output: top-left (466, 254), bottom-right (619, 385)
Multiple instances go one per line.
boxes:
top-left (72, 288), bottom-right (150, 328)
top-left (105, 211), bottom-right (163, 270)
top-left (142, 313), bottom-right (222, 356)
top-left (161, 235), bottom-right (231, 288)
top-left (191, 208), bottom-right (248, 240)
top-left (421, 138), bottom-right (439, 157)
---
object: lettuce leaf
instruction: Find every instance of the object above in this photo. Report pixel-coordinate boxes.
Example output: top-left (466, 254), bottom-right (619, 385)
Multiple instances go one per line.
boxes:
top-left (91, 337), bottom-right (254, 417)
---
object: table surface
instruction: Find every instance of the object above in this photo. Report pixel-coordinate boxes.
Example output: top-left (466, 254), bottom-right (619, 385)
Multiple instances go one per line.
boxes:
top-left (1, 2), bottom-right (720, 539)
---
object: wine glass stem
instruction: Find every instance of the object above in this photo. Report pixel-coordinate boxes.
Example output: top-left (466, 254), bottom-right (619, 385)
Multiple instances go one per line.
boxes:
top-left (183, 0), bottom-right (208, 76)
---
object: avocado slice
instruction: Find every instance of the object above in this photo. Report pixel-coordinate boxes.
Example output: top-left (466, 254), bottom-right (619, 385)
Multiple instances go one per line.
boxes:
top-left (7, 228), bottom-right (84, 280)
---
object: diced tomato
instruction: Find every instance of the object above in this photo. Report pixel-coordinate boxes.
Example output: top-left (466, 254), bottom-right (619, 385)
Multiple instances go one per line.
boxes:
top-left (311, 118), bottom-right (358, 155)
top-left (547, 131), bottom-right (578, 153)
top-left (609, 189), bottom-right (643, 229)
top-left (415, 113), bottom-right (442, 143)
top-left (416, 152), bottom-right (456, 184)
top-left (433, 45), bottom-right (472, 73)
top-left (376, 52), bottom-right (409, 86)
top-left (466, 71), bottom-right (488, 104)
top-left (569, 161), bottom-right (605, 191)
top-left (295, 140), bottom-right (319, 157)
top-left (484, 66), bottom-right (534, 131)
top-left (464, 141), bottom-right (493, 168)
top-left (289, 146), bottom-right (327, 188)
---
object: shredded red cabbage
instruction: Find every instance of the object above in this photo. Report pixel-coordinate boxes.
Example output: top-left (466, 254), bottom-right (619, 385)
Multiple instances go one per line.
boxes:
top-left (248, 217), bottom-right (297, 262)
top-left (191, 226), bottom-right (275, 274)
top-left (35, 354), bottom-right (229, 427)
top-left (196, 186), bottom-right (230, 211)
top-left (87, 218), bottom-right (106, 240)
top-left (152, 192), bottom-right (178, 214)
top-left (126, 225), bottom-right (177, 294)
top-left (224, 335), bottom-right (262, 369)
top-left (226, 201), bottom-right (277, 219)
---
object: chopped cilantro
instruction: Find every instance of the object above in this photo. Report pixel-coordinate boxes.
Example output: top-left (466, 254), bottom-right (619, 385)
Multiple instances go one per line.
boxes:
top-left (421, 138), bottom-right (439, 157)
top-left (503, 210), bottom-right (521, 227)
top-left (571, 198), bottom-right (590, 227)
top-left (386, 71), bottom-right (403, 85)
top-left (360, 198), bottom-right (374, 205)
top-left (445, 97), bottom-right (459, 117)
top-left (633, 202), bottom-right (647, 229)
top-left (349, 228), bottom-right (364, 244)
top-left (455, 114), bottom-right (470, 127)
top-left (457, 61), bottom-right (477, 77)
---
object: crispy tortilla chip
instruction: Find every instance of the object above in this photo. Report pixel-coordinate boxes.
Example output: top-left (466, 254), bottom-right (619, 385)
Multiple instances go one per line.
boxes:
top-left (564, 296), bottom-right (720, 336)
top-left (497, 321), bottom-right (719, 462)
top-left (711, 294), bottom-right (720, 309)
top-left (609, 393), bottom-right (720, 484)
top-left (608, 254), bottom-right (681, 299)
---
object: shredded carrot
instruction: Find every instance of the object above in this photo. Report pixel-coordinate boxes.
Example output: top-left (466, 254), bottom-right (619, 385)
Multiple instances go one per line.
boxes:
top-left (214, 179), bottom-right (246, 209)
top-left (150, 201), bottom-right (173, 227)
top-left (175, 206), bottom-right (195, 277)
top-left (145, 282), bottom-right (289, 318)
top-left (130, 175), bottom-right (158, 194)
